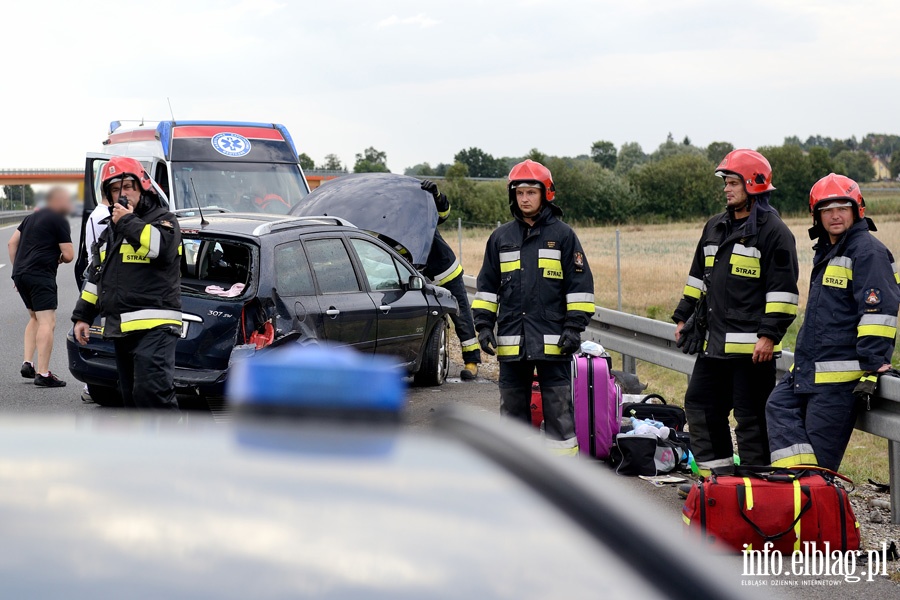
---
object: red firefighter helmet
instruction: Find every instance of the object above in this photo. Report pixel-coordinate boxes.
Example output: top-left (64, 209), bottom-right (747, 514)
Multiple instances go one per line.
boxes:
top-left (100, 156), bottom-right (153, 202)
top-left (508, 159), bottom-right (555, 202)
top-left (715, 149), bottom-right (775, 194)
top-left (809, 173), bottom-right (865, 219)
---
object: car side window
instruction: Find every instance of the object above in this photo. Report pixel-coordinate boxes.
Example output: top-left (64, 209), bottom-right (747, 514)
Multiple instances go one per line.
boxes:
top-left (305, 238), bottom-right (362, 294)
top-left (350, 238), bottom-right (402, 291)
top-left (275, 241), bottom-right (315, 296)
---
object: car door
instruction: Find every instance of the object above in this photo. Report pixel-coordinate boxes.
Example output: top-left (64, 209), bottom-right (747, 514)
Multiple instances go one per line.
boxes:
top-left (304, 237), bottom-right (377, 353)
top-left (348, 236), bottom-right (429, 364)
top-left (272, 239), bottom-right (323, 341)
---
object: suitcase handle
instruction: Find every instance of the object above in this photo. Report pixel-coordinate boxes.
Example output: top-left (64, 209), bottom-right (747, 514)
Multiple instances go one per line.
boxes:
top-left (638, 394), bottom-right (667, 405)
top-left (736, 484), bottom-right (813, 543)
top-left (732, 465), bottom-right (855, 489)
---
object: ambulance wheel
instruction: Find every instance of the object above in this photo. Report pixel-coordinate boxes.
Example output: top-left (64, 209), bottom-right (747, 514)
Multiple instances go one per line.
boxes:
top-left (415, 318), bottom-right (449, 387)
top-left (88, 384), bottom-right (123, 407)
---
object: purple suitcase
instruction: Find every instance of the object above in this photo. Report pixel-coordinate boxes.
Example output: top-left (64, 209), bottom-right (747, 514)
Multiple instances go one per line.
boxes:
top-left (573, 355), bottom-right (622, 459)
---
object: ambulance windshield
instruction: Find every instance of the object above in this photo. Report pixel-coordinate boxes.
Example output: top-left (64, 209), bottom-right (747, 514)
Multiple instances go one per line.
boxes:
top-left (171, 162), bottom-right (308, 215)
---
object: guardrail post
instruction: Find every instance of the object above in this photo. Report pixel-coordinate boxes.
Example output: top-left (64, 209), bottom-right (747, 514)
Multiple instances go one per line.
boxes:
top-left (622, 354), bottom-right (636, 375)
top-left (891, 440), bottom-right (900, 524)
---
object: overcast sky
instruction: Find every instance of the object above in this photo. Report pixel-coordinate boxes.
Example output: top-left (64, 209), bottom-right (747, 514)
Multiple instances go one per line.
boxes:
top-left (1, 0), bottom-right (898, 173)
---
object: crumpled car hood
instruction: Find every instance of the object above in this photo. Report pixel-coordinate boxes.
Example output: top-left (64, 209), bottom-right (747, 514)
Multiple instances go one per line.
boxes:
top-left (290, 173), bottom-right (437, 266)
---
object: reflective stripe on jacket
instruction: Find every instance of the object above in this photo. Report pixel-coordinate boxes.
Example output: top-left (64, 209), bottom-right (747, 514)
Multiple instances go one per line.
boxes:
top-left (673, 208), bottom-right (799, 359)
top-left (790, 219), bottom-right (900, 392)
top-left (72, 206), bottom-right (182, 338)
top-left (473, 205), bottom-right (595, 362)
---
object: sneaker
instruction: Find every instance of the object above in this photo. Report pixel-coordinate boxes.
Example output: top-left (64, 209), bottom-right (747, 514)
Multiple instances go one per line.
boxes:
top-left (677, 482), bottom-right (695, 499)
top-left (461, 363), bottom-right (479, 381)
top-left (81, 385), bottom-right (95, 403)
top-left (20, 362), bottom-right (35, 379)
top-left (34, 372), bottom-right (67, 388)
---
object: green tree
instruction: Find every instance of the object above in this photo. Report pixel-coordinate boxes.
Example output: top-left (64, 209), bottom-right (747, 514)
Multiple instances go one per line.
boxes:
top-left (405, 162), bottom-right (435, 176)
top-left (807, 147), bottom-right (834, 179)
top-left (590, 140), bottom-right (617, 170)
top-left (650, 133), bottom-right (704, 161)
top-left (614, 142), bottom-right (647, 175)
top-left (890, 150), bottom-right (900, 179)
top-left (627, 154), bottom-right (720, 220)
top-left (757, 144), bottom-right (812, 213)
top-left (2, 184), bottom-right (34, 209)
top-left (706, 141), bottom-right (734, 165)
top-left (353, 147), bottom-right (389, 173)
top-left (548, 158), bottom-right (640, 223)
top-left (525, 148), bottom-right (548, 164)
top-left (833, 150), bottom-right (875, 183)
top-left (320, 154), bottom-right (344, 171)
top-left (439, 162), bottom-right (509, 225)
top-left (298, 152), bottom-right (315, 171)
top-left (454, 147), bottom-right (503, 178)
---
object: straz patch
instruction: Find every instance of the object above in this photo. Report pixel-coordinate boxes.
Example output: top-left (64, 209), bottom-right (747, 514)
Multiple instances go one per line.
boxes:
top-left (823, 274), bottom-right (848, 289)
top-left (159, 220), bottom-right (174, 229)
top-left (731, 264), bottom-right (760, 278)
top-left (543, 269), bottom-right (563, 279)
top-left (120, 244), bottom-right (149, 264)
top-left (865, 288), bottom-right (882, 306)
top-left (574, 252), bottom-right (584, 268)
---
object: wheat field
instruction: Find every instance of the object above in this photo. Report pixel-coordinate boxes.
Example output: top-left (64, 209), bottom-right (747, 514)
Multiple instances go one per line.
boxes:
top-left (451, 203), bottom-right (900, 482)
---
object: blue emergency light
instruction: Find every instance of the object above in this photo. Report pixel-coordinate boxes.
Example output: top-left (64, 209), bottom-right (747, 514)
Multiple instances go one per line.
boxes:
top-left (227, 345), bottom-right (406, 416)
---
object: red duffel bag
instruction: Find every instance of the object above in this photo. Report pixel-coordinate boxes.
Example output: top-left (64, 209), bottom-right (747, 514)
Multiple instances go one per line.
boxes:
top-left (682, 466), bottom-right (860, 553)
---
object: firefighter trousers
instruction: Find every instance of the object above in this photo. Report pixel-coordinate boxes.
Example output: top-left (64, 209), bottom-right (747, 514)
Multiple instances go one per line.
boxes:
top-left (766, 373), bottom-right (857, 472)
top-left (499, 360), bottom-right (575, 449)
top-left (684, 356), bottom-right (774, 473)
top-left (114, 327), bottom-right (180, 411)
top-left (442, 275), bottom-right (481, 364)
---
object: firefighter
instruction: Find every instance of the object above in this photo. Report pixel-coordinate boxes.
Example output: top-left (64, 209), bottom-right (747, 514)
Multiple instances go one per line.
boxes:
top-left (673, 149), bottom-right (799, 476)
top-left (473, 160), bottom-right (595, 454)
top-left (766, 174), bottom-right (899, 471)
top-left (419, 180), bottom-right (481, 380)
top-left (72, 157), bottom-right (182, 410)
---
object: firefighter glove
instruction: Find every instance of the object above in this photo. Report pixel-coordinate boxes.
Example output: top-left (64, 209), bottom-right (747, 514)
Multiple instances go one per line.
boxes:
top-left (677, 315), bottom-right (705, 355)
top-left (420, 180), bottom-right (440, 198)
top-left (558, 328), bottom-right (582, 355)
top-left (478, 328), bottom-right (497, 356)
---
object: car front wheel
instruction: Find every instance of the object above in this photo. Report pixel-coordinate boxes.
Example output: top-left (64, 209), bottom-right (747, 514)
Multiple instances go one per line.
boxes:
top-left (414, 317), bottom-right (449, 387)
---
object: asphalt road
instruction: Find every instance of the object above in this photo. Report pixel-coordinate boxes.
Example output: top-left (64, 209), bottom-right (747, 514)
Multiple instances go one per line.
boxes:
top-left (1, 218), bottom-right (897, 597)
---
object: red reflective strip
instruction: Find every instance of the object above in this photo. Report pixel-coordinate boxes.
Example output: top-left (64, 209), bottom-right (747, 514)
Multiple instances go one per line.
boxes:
top-left (107, 130), bottom-right (158, 144)
top-left (172, 126), bottom-right (283, 140)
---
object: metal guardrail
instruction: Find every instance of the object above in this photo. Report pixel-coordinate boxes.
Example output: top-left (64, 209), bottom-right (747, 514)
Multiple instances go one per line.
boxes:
top-left (0, 169), bottom-right (82, 175)
top-left (0, 211), bottom-right (31, 226)
top-left (462, 275), bottom-right (900, 522)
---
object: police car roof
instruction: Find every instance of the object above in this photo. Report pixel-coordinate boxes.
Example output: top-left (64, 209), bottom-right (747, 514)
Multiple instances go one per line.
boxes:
top-left (176, 213), bottom-right (354, 238)
top-left (0, 414), bottom-right (675, 600)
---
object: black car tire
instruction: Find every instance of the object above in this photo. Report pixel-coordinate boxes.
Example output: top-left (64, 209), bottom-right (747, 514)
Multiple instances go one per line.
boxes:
top-left (414, 317), bottom-right (449, 387)
top-left (88, 384), bottom-right (124, 407)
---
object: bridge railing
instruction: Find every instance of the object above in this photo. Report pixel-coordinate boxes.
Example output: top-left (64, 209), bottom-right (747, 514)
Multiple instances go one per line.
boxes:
top-left (462, 275), bottom-right (900, 522)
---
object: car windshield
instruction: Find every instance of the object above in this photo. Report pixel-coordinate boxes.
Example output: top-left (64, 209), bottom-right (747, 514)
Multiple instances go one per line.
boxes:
top-left (171, 162), bottom-right (308, 215)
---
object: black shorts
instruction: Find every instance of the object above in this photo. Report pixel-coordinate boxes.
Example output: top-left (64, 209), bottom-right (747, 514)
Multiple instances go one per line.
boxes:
top-left (13, 274), bottom-right (58, 312)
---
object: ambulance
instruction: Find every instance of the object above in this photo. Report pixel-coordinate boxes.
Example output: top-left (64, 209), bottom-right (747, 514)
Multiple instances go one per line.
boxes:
top-left (83, 120), bottom-right (310, 216)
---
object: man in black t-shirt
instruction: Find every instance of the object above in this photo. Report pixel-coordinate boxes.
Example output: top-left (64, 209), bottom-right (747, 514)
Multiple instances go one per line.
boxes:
top-left (7, 187), bottom-right (74, 387)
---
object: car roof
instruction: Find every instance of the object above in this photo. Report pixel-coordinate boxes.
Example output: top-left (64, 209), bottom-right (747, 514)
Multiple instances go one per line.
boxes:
top-left (0, 415), bottom-right (668, 600)
top-left (177, 213), bottom-right (355, 239)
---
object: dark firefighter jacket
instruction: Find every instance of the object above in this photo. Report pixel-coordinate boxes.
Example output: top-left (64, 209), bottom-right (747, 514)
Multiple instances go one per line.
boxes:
top-left (72, 203), bottom-right (182, 338)
top-left (791, 219), bottom-right (899, 392)
top-left (672, 207), bottom-right (800, 359)
top-left (422, 192), bottom-right (463, 286)
top-left (473, 204), bottom-right (595, 361)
